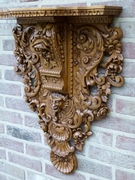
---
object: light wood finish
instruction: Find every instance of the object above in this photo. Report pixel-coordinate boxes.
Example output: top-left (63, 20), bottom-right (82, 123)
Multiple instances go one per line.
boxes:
top-left (0, 6), bottom-right (124, 174)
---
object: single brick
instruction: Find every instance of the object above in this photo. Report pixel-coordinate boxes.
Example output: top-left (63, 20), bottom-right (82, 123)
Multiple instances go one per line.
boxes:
top-left (24, 115), bottom-right (40, 129)
top-left (123, 42), bottom-right (135, 59)
top-left (0, 161), bottom-right (25, 180)
top-left (78, 158), bottom-right (112, 179)
top-left (0, 137), bottom-right (24, 152)
top-left (89, 129), bottom-right (113, 147)
top-left (26, 144), bottom-right (50, 159)
top-left (116, 99), bottom-right (135, 116)
top-left (2, 39), bottom-right (14, 51)
top-left (115, 169), bottom-right (135, 180)
top-left (0, 149), bottom-right (6, 160)
top-left (112, 79), bottom-right (135, 97)
top-left (0, 110), bottom-right (23, 124)
top-left (120, 21), bottom-right (135, 38)
top-left (0, 82), bottom-right (21, 96)
top-left (8, 152), bottom-right (42, 172)
top-left (6, 125), bottom-right (41, 143)
top-left (4, 69), bottom-right (22, 82)
top-left (0, 23), bottom-right (15, 36)
top-left (116, 135), bottom-right (135, 152)
top-left (0, 54), bottom-right (16, 66)
top-left (122, 62), bottom-right (135, 78)
top-left (5, 97), bottom-right (32, 113)
top-left (45, 163), bottom-right (86, 180)
top-left (88, 145), bottom-right (135, 170)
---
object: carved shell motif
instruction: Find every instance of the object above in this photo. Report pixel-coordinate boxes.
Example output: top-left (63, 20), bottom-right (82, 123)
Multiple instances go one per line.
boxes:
top-left (13, 21), bottom-right (124, 174)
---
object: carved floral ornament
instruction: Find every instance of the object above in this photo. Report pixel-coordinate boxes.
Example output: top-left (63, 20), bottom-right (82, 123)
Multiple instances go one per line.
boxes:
top-left (0, 6), bottom-right (124, 174)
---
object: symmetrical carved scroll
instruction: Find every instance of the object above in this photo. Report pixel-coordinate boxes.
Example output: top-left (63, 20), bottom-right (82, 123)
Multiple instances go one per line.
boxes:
top-left (6, 6), bottom-right (124, 174)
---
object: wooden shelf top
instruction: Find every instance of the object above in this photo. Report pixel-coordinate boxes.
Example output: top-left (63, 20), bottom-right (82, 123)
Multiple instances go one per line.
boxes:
top-left (0, 6), bottom-right (122, 18)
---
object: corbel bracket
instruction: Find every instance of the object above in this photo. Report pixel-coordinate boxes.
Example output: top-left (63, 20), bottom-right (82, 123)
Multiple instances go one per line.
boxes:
top-left (0, 6), bottom-right (124, 174)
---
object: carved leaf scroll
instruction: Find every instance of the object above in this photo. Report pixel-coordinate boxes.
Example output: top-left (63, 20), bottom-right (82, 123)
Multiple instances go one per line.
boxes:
top-left (12, 13), bottom-right (124, 174)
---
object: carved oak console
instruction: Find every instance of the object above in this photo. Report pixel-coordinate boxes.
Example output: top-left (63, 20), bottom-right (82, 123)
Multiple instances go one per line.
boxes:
top-left (0, 6), bottom-right (124, 174)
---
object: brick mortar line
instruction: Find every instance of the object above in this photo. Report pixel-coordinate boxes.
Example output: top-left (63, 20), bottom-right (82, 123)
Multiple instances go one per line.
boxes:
top-left (111, 94), bottom-right (135, 101)
top-left (6, 148), bottom-right (48, 162)
top-left (0, 66), bottom-right (14, 70)
top-left (0, 159), bottom-right (43, 174)
top-left (123, 77), bottom-right (135, 81)
top-left (69, 168), bottom-right (95, 180)
top-left (112, 166), bottom-right (115, 180)
top-left (40, 174), bottom-right (61, 180)
top-left (77, 154), bottom-right (113, 167)
top-left (0, 51), bottom-right (14, 54)
top-left (0, 106), bottom-right (36, 117)
top-left (1, 121), bottom-right (42, 133)
top-left (0, 36), bottom-right (14, 40)
top-left (91, 125), bottom-right (135, 138)
top-left (0, 94), bottom-right (25, 99)
top-left (0, 93), bottom-right (23, 99)
top-left (0, 171), bottom-right (21, 180)
top-left (77, 155), bottom-right (135, 172)
top-left (122, 38), bottom-right (135, 42)
top-left (0, 106), bottom-right (37, 118)
top-left (118, 17), bottom-right (135, 22)
top-left (0, 19), bottom-right (16, 23)
top-left (0, 133), bottom-right (49, 149)
top-left (109, 111), bottom-right (135, 120)
top-left (0, 121), bottom-right (41, 134)
top-left (0, 79), bottom-right (23, 85)
top-left (113, 166), bottom-right (135, 175)
top-left (88, 140), bottom-right (135, 157)
top-left (7, 150), bottom-right (45, 163)
top-left (124, 58), bottom-right (135, 62)
top-left (87, 142), bottom-right (135, 156)
top-left (85, 172), bottom-right (110, 180)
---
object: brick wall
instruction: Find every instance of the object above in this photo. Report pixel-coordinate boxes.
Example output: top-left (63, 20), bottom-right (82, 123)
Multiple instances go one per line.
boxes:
top-left (0, 0), bottom-right (135, 180)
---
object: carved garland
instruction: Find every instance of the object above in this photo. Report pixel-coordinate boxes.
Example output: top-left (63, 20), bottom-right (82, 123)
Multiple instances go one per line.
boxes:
top-left (11, 11), bottom-right (124, 174)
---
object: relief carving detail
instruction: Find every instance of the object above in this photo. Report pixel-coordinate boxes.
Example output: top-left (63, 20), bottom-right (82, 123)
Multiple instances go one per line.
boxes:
top-left (11, 7), bottom-right (124, 174)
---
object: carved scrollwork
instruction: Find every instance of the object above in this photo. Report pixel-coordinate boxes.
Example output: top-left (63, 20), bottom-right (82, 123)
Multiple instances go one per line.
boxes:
top-left (12, 10), bottom-right (124, 174)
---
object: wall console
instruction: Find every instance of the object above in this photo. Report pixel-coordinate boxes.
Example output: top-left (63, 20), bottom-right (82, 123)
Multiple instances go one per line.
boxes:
top-left (0, 6), bottom-right (124, 174)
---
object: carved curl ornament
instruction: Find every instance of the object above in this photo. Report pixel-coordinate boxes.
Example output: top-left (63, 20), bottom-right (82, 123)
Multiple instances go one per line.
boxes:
top-left (1, 6), bottom-right (124, 174)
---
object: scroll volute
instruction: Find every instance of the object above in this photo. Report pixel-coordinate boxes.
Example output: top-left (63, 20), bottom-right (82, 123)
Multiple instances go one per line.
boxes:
top-left (0, 6), bottom-right (124, 174)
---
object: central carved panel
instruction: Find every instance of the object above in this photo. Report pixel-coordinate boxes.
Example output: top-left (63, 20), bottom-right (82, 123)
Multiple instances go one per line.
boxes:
top-left (12, 13), bottom-right (124, 174)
